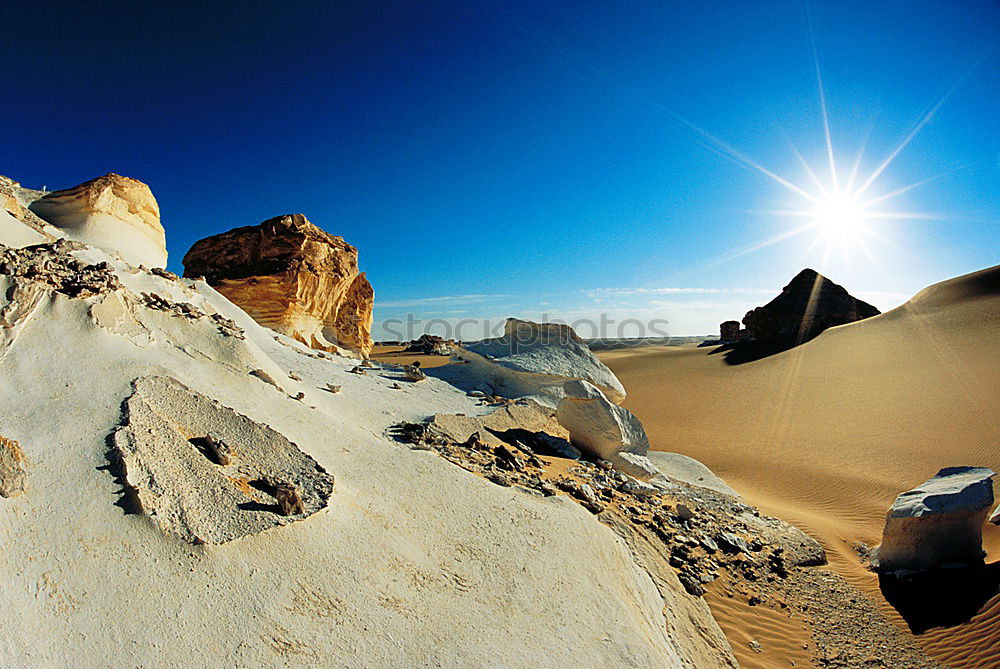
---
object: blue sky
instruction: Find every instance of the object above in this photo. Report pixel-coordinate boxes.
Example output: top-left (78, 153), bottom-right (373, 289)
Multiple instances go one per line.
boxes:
top-left (5, 1), bottom-right (998, 338)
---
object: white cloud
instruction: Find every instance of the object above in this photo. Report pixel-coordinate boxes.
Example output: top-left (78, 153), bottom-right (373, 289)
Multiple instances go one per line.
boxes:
top-left (582, 286), bottom-right (777, 298)
top-left (376, 293), bottom-right (512, 308)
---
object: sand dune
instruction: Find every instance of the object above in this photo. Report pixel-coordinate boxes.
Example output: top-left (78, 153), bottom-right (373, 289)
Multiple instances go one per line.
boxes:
top-left (600, 265), bottom-right (1000, 668)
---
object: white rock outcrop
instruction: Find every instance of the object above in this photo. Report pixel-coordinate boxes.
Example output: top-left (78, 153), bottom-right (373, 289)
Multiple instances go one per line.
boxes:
top-left (0, 175), bottom-right (59, 248)
top-left (874, 466), bottom-right (996, 572)
top-left (611, 451), bottom-right (662, 481)
top-left (990, 504), bottom-right (1000, 525)
top-left (0, 220), bottom-right (735, 666)
top-left (645, 451), bottom-right (739, 497)
top-left (555, 379), bottom-right (649, 461)
top-left (29, 173), bottom-right (167, 268)
top-left (451, 318), bottom-right (626, 406)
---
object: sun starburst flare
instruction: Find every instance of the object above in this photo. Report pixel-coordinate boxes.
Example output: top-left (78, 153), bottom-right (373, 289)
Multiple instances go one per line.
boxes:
top-left (687, 4), bottom-right (997, 279)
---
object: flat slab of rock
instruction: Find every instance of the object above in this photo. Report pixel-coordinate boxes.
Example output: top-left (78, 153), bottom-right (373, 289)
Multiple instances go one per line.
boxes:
top-left (609, 451), bottom-right (661, 481)
top-left (645, 451), bottom-right (739, 497)
top-left (874, 466), bottom-right (995, 572)
top-left (555, 380), bottom-right (648, 461)
top-left (112, 375), bottom-right (334, 544)
top-left (418, 399), bottom-right (579, 457)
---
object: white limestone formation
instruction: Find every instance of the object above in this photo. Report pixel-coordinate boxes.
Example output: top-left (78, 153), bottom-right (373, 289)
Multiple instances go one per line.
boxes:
top-left (555, 379), bottom-right (649, 461)
top-left (874, 466), bottom-right (996, 572)
top-left (29, 173), bottom-right (167, 268)
top-left (0, 219), bottom-right (736, 667)
top-left (448, 318), bottom-right (626, 406)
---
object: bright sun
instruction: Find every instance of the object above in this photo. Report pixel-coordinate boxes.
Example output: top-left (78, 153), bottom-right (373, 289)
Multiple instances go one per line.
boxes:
top-left (675, 7), bottom-right (948, 272)
top-left (812, 193), bottom-right (868, 242)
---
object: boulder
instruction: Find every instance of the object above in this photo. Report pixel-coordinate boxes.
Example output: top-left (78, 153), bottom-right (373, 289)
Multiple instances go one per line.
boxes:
top-left (181, 214), bottom-right (374, 357)
top-left (610, 451), bottom-right (661, 481)
top-left (458, 318), bottom-right (626, 405)
top-left (873, 467), bottom-right (996, 572)
top-left (29, 173), bottom-right (166, 268)
top-left (990, 504), bottom-right (1000, 525)
top-left (555, 380), bottom-right (648, 461)
top-left (742, 268), bottom-right (879, 343)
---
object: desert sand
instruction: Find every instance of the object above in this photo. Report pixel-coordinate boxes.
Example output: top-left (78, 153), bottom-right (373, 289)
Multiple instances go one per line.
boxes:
top-left (372, 344), bottom-right (454, 369)
top-left (600, 265), bottom-right (1000, 668)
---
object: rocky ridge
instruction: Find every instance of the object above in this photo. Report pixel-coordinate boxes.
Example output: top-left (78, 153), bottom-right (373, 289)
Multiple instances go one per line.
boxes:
top-left (440, 317), bottom-right (627, 405)
top-left (392, 404), bottom-right (942, 668)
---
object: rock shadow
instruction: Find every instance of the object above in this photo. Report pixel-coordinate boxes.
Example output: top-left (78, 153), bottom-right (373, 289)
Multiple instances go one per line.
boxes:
top-left (98, 398), bottom-right (144, 515)
top-left (485, 427), bottom-right (575, 459)
top-left (709, 335), bottom-right (807, 365)
top-left (879, 562), bottom-right (1000, 634)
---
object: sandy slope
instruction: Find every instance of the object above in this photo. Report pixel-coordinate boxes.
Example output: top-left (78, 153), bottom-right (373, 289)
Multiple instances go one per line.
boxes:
top-left (600, 265), bottom-right (1000, 668)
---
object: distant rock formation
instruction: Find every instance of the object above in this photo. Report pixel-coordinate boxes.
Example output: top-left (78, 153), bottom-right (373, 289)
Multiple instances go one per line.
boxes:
top-left (405, 334), bottom-right (455, 355)
top-left (458, 318), bottom-right (626, 404)
top-left (182, 214), bottom-right (374, 357)
top-left (873, 467), bottom-right (996, 572)
top-left (742, 268), bottom-right (879, 343)
top-left (29, 173), bottom-right (167, 268)
top-left (719, 320), bottom-right (742, 345)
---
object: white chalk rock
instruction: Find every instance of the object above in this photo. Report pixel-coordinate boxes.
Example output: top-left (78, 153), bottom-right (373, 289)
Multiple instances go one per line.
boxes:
top-left (645, 451), bottom-right (740, 497)
top-left (0, 175), bottom-right (59, 248)
top-left (619, 478), bottom-right (660, 497)
top-left (29, 173), bottom-right (167, 268)
top-left (990, 504), bottom-right (1000, 525)
top-left (609, 451), bottom-right (661, 481)
top-left (555, 380), bottom-right (648, 461)
top-left (874, 466), bottom-right (996, 572)
top-left (459, 318), bottom-right (626, 405)
top-left (0, 239), bottom-right (736, 668)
